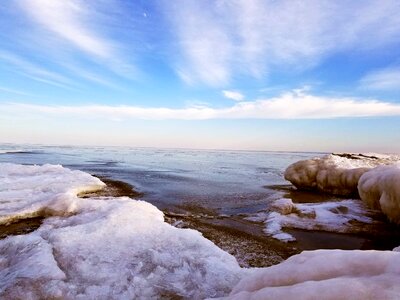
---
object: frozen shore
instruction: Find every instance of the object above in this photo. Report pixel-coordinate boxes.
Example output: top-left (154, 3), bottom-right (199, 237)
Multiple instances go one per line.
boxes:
top-left (284, 153), bottom-right (400, 224)
top-left (1, 161), bottom-right (400, 299)
top-left (0, 163), bottom-right (242, 299)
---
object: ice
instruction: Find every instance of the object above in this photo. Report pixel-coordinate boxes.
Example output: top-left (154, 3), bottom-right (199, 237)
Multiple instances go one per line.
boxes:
top-left (0, 163), bottom-right (105, 225)
top-left (221, 249), bottom-right (400, 300)
top-left (284, 153), bottom-right (399, 196)
top-left (247, 198), bottom-right (373, 242)
top-left (0, 150), bottom-right (25, 154)
top-left (358, 163), bottom-right (400, 223)
top-left (0, 163), bottom-right (242, 299)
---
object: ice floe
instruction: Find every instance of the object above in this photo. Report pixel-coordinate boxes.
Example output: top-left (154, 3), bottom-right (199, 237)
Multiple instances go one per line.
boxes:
top-left (221, 249), bottom-right (400, 300)
top-left (0, 163), bottom-right (242, 299)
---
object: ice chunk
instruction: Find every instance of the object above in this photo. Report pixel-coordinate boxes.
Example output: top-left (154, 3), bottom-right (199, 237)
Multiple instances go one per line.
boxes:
top-left (358, 164), bottom-right (400, 224)
top-left (0, 163), bottom-right (105, 224)
top-left (284, 153), bottom-right (398, 196)
top-left (221, 250), bottom-right (400, 300)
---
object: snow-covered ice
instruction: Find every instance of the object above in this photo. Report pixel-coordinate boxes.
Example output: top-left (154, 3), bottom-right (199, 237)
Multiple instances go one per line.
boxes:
top-left (246, 198), bottom-right (374, 242)
top-left (0, 163), bottom-right (105, 225)
top-left (284, 153), bottom-right (399, 196)
top-left (221, 249), bottom-right (400, 300)
top-left (0, 163), bottom-right (242, 299)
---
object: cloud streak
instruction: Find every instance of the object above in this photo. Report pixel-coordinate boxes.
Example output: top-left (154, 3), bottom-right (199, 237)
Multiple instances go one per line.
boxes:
top-left (15, 0), bottom-right (138, 78)
top-left (0, 51), bottom-right (72, 88)
top-left (165, 0), bottom-right (400, 86)
top-left (359, 67), bottom-right (400, 90)
top-left (3, 91), bottom-right (400, 120)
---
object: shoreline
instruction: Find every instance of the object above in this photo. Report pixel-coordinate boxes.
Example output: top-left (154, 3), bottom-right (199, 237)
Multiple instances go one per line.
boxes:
top-left (2, 173), bottom-right (399, 268)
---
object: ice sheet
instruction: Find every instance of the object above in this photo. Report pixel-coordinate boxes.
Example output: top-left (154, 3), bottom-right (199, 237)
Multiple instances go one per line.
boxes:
top-left (0, 163), bottom-right (242, 299)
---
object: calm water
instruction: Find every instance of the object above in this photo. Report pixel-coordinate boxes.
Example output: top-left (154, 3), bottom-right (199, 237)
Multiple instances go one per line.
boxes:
top-left (0, 144), bottom-right (319, 215)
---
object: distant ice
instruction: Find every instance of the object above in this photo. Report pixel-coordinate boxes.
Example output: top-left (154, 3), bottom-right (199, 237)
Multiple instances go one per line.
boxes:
top-left (221, 249), bottom-right (400, 300)
top-left (0, 163), bottom-right (242, 299)
top-left (0, 150), bottom-right (25, 154)
top-left (246, 198), bottom-right (373, 242)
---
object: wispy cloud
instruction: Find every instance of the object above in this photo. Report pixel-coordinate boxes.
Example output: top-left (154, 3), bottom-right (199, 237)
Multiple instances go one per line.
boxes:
top-left (15, 0), bottom-right (138, 78)
top-left (3, 90), bottom-right (400, 120)
top-left (359, 67), bottom-right (400, 90)
top-left (165, 0), bottom-right (400, 86)
top-left (0, 51), bottom-right (72, 88)
top-left (166, 1), bottom-right (232, 86)
top-left (222, 90), bottom-right (245, 101)
top-left (0, 86), bottom-right (32, 97)
top-left (18, 0), bottom-right (111, 59)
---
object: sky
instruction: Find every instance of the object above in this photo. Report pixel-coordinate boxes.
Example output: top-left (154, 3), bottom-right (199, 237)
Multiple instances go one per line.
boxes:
top-left (0, 0), bottom-right (400, 152)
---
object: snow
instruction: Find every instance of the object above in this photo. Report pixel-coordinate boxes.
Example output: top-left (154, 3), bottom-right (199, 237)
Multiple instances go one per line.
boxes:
top-left (0, 163), bottom-right (105, 225)
top-left (284, 153), bottom-right (399, 196)
top-left (0, 163), bottom-right (242, 299)
top-left (221, 249), bottom-right (400, 300)
top-left (358, 163), bottom-right (400, 224)
top-left (247, 198), bottom-right (373, 242)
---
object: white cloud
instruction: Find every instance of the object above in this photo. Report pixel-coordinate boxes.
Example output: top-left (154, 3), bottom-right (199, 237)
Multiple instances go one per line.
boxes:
top-left (222, 90), bottom-right (245, 101)
top-left (164, 0), bottom-right (400, 86)
top-left (3, 91), bottom-right (400, 120)
top-left (359, 67), bottom-right (400, 90)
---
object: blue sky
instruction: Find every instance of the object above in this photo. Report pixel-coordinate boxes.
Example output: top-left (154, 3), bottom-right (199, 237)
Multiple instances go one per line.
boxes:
top-left (0, 0), bottom-right (400, 152)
